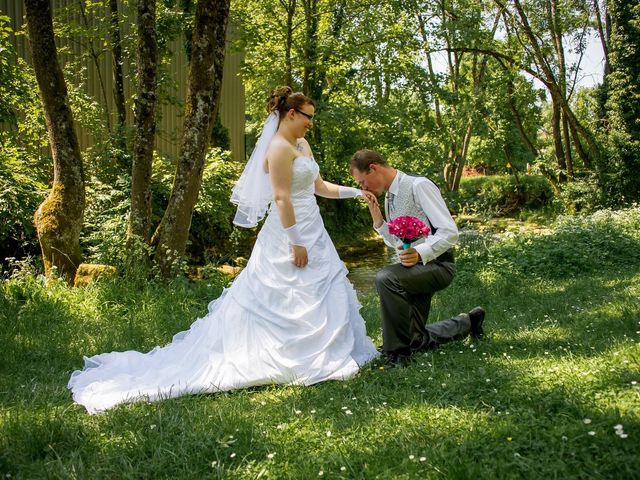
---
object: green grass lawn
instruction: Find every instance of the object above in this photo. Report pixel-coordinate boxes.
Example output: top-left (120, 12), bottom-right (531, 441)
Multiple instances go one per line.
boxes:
top-left (1, 208), bottom-right (639, 479)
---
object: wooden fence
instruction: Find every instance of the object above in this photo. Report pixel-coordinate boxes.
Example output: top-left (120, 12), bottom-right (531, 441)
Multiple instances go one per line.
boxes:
top-left (0, 0), bottom-right (245, 162)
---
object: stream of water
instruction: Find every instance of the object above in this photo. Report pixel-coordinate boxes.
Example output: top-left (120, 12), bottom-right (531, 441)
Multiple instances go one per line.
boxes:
top-left (339, 240), bottom-right (393, 297)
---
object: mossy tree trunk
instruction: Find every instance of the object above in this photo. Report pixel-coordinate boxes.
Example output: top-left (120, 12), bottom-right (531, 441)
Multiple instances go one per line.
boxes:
top-left (152, 0), bottom-right (230, 277)
top-left (127, 0), bottom-right (157, 244)
top-left (605, 0), bottom-right (640, 204)
top-left (25, 0), bottom-right (85, 283)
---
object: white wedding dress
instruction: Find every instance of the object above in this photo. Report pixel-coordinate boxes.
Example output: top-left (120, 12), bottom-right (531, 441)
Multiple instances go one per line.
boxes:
top-left (68, 156), bottom-right (379, 414)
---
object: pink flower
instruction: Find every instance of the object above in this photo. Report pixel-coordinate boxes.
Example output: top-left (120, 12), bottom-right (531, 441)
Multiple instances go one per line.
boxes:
top-left (387, 216), bottom-right (430, 248)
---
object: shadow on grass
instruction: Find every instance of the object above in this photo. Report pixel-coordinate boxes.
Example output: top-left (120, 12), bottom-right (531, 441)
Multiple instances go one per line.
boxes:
top-left (1, 260), bottom-right (639, 478)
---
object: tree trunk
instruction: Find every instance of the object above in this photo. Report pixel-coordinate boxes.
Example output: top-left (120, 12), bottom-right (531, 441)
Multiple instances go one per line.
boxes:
top-left (551, 96), bottom-right (567, 182)
top-left (443, 145), bottom-right (456, 189)
top-left (415, 9), bottom-right (443, 128)
top-left (507, 0), bottom-right (602, 166)
top-left (281, 0), bottom-right (295, 87)
top-left (605, 0), bottom-right (640, 203)
top-left (566, 117), bottom-right (591, 169)
top-left (452, 122), bottom-right (473, 191)
top-left (561, 112), bottom-right (574, 178)
top-left (593, 0), bottom-right (610, 75)
top-left (25, 0), bottom-right (85, 283)
top-left (109, 0), bottom-right (127, 157)
top-left (507, 79), bottom-right (538, 157)
top-left (153, 0), bottom-right (230, 277)
top-left (302, 0), bottom-right (319, 98)
top-left (127, 0), bottom-right (158, 244)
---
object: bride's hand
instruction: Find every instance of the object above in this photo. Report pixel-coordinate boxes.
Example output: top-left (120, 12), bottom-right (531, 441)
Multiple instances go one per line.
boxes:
top-left (362, 191), bottom-right (384, 228)
top-left (291, 245), bottom-right (308, 268)
top-left (360, 190), bottom-right (379, 206)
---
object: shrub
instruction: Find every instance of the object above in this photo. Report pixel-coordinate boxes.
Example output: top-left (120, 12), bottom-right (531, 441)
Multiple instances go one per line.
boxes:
top-left (458, 206), bottom-right (640, 279)
top-left (0, 149), bottom-right (47, 266)
top-left (447, 174), bottom-right (554, 217)
top-left (81, 174), bottom-right (131, 267)
top-left (190, 149), bottom-right (254, 264)
top-left (556, 172), bottom-right (607, 214)
top-left (150, 149), bottom-right (254, 265)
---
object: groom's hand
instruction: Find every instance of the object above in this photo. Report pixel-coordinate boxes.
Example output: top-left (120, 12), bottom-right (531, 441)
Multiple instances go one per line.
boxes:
top-left (398, 247), bottom-right (421, 267)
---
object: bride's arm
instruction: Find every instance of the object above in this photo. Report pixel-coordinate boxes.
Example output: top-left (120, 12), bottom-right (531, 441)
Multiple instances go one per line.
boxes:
top-left (314, 175), bottom-right (343, 198)
top-left (314, 175), bottom-right (379, 207)
top-left (314, 174), bottom-right (361, 199)
top-left (268, 145), bottom-right (308, 268)
top-left (268, 149), bottom-right (296, 227)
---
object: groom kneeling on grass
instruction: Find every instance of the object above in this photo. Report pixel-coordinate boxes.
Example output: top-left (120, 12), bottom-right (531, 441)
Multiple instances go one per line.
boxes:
top-left (350, 149), bottom-right (486, 368)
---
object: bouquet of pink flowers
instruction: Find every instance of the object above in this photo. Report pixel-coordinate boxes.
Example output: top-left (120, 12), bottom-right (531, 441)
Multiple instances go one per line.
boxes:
top-left (387, 216), bottom-right (431, 249)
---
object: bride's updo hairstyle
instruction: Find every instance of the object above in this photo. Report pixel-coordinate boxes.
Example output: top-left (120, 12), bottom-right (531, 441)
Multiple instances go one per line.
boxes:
top-left (267, 86), bottom-right (315, 116)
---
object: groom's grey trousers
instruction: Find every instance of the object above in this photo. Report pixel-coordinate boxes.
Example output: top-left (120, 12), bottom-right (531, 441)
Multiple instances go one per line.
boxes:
top-left (375, 254), bottom-right (471, 355)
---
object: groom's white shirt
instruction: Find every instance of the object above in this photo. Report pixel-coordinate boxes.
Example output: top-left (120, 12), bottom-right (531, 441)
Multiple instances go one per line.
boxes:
top-left (374, 172), bottom-right (459, 264)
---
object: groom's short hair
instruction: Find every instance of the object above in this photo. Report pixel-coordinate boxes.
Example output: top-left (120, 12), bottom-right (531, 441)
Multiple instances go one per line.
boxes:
top-left (350, 149), bottom-right (388, 172)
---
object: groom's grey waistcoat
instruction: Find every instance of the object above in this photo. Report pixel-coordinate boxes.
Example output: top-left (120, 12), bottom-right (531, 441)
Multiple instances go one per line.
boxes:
top-left (385, 171), bottom-right (454, 262)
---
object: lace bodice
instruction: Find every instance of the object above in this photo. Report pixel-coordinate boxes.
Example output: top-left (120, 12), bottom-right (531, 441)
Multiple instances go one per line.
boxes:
top-left (290, 156), bottom-right (319, 197)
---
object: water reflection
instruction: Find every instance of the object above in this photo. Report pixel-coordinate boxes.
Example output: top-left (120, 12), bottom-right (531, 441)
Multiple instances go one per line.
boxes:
top-left (339, 240), bottom-right (392, 296)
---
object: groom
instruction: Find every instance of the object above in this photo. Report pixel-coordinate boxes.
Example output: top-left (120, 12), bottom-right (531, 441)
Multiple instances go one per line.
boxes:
top-left (350, 149), bottom-right (485, 367)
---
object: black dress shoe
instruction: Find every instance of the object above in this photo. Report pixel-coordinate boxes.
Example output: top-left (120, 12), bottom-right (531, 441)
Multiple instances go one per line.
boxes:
top-left (469, 307), bottom-right (485, 339)
top-left (383, 353), bottom-right (412, 368)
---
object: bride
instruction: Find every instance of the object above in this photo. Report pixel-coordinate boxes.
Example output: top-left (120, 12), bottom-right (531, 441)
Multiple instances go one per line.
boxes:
top-left (68, 87), bottom-right (379, 414)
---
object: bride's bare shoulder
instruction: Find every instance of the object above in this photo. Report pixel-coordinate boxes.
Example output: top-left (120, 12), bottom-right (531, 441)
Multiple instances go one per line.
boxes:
top-left (264, 137), bottom-right (296, 173)
top-left (296, 137), bottom-right (312, 156)
top-left (266, 137), bottom-right (296, 163)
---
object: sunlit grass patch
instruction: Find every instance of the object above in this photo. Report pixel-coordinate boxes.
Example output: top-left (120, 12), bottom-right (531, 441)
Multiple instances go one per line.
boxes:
top-left (2, 208), bottom-right (640, 478)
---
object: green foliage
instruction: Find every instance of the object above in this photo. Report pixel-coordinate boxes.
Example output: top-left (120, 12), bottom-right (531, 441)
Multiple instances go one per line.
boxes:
top-left (467, 73), bottom-right (543, 173)
top-left (234, 0), bottom-right (547, 197)
top-left (0, 16), bottom-right (50, 181)
top-left (556, 172), bottom-right (608, 213)
top-left (151, 149), bottom-right (251, 265)
top-left (78, 147), bottom-right (250, 271)
top-left (0, 150), bottom-right (47, 264)
top-left (446, 174), bottom-right (554, 217)
top-left (81, 175), bottom-right (131, 267)
top-left (458, 206), bottom-right (640, 280)
top-left (604, 0), bottom-right (640, 204)
top-left (190, 149), bottom-right (252, 263)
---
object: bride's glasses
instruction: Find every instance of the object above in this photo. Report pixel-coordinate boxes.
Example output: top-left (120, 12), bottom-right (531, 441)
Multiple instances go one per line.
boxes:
top-left (295, 109), bottom-right (314, 121)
